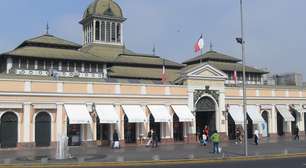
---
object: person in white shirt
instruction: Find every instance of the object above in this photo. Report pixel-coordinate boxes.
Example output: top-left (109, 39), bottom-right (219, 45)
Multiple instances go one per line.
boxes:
top-left (254, 128), bottom-right (259, 145)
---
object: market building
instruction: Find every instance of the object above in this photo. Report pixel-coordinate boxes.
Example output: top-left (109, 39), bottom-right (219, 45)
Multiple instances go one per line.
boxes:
top-left (0, 0), bottom-right (305, 148)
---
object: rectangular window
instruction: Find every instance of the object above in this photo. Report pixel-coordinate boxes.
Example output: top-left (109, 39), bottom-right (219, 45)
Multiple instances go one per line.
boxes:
top-left (12, 57), bottom-right (19, 69)
top-left (84, 63), bottom-right (90, 72)
top-left (101, 22), bottom-right (105, 41)
top-left (38, 60), bottom-right (44, 70)
top-left (106, 22), bottom-right (110, 42)
top-left (111, 22), bottom-right (116, 42)
top-left (95, 21), bottom-right (100, 41)
top-left (28, 59), bottom-right (35, 70)
top-left (117, 23), bottom-right (121, 43)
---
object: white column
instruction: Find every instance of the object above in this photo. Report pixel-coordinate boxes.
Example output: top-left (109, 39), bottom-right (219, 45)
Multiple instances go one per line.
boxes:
top-left (93, 19), bottom-right (96, 42)
top-left (56, 103), bottom-right (64, 140)
top-left (23, 102), bottom-right (31, 143)
top-left (115, 104), bottom-right (123, 140)
top-left (34, 60), bottom-right (38, 70)
top-left (24, 81), bottom-right (31, 92)
top-left (87, 82), bottom-right (93, 94)
top-left (103, 64), bottom-right (107, 78)
top-left (120, 23), bottom-right (123, 45)
top-left (87, 122), bottom-right (94, 141)
top-left (271, 105), bottom-right (277, 134)
top-left (187, 89), bottom-right (195, 134)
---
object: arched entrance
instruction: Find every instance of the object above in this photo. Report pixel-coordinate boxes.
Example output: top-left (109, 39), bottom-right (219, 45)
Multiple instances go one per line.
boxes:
top-left (35, 112), bottom-right (51, 147)
top-left (262, 111), bottom-right (269, 136)
top-left (277, 112), bottom-right (284, 136)
top-left (0, 112), bottom-right (18, 148)
top-left (149, 114), bottom-right (161, 142)
top-left (173, 114), bottom-right (184, 142)
top-left (124, 115), bottom-right (136, 143)
top-left (195, 97), bottom-right (216, 136)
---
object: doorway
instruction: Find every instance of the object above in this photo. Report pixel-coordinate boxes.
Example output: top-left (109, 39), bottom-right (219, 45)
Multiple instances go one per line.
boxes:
top-left (261, 111), bottom-right (269, 136)
top-left (277, 112), bottom-right (284, 136)
top-left (96, 117), bottom-right (111, 146)
top-left (0, 112), bottom-right (18, 148)
top-left (35, 112), bottom-right (51, 147)
top-left (173, 114), bottom-right (184, 142)
top-left (124, 115), bottom-right (136, 143)
top-left (149, 114), bottom-right (161, 142)
top-left (67, 121), bottom-right (81, 146)
top-left (195, 97), bottom-right (216, 136)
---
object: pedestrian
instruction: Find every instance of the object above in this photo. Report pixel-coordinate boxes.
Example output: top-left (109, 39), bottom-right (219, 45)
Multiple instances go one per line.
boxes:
top-left (112, 129), bottom-right (120, 149)
top-left (294, 126), bottom-right (299, 140)
top-left (254, 127), bottom-right (259, 145)
top-left (201, 133), bottom-right (207, 146)
top-left (152, 129), bottom-right (158, 148)
top-left (146, 129), bottom-right (153, 147)
top-left (236, 127), bottom-right (241, 144)
top-left (210, 130), bottom-right (221, 154)
top-left (204, 125), bottom-right (209, 142)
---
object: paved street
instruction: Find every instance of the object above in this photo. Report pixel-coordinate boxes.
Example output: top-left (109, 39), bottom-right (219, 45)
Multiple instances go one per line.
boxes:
top-left (0, 137), bottom-right (305, 165)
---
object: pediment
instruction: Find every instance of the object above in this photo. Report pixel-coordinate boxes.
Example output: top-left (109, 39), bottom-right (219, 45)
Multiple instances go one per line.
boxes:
top-left (186, 63), bottom-right (227, 80)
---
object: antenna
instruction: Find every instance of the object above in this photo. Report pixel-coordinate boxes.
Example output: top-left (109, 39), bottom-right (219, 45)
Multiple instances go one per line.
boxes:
top-left (209, 41), bottom-right (213, 51)
top-left (153, 44), bottom-right (156, 56)
top-left (46, 22), bottom-right (50, 35)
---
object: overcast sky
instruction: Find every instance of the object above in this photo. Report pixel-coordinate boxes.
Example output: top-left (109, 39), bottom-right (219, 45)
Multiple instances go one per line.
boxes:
top-left (0, 0), bottom-right (305, 78)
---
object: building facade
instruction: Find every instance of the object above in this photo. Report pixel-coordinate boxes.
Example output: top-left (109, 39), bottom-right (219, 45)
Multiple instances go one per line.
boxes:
top-left (0, 0), bottom-right (305, 148)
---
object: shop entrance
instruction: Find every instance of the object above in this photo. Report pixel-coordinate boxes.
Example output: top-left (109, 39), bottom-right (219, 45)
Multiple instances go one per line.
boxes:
top-left (35, 112), bottom-right (51, 147)
top-left (247, 115), bottom-right (253, 138)
top-left (227, 115), bottom-right (236, 140)
top-left (149, 114), bottom-right (161, 142)
top-left (124, 115), bottom-right (136, 143)
top-left (96, 117), bottom-right (111, 146)
top-left (67, 121), bottom-right (81, 146)
top-left (277, 112), bottom-right (284, 136)
top-left (0, 112), bottom-right (18, 148)
top-left (195, 97), bottom-right (216, 136)
top-left (173, 114), bottom-right (184, 142)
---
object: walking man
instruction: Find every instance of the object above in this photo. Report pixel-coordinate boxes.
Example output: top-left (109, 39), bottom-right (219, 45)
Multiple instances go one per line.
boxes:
top-left (146, 129), bottom-right (153, 147)
top-left (152, 129), bottom-right (158, 148)
top-left (112, 129), bottom-right (120, 149)
top-left (210, 130), bottom-right (221, 154)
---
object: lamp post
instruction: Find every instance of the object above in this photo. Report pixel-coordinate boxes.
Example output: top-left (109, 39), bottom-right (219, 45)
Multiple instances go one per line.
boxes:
top-left (236, 0), bottom-right (248, 156)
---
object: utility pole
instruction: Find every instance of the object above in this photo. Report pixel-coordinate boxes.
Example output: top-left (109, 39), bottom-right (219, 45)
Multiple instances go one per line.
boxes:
top-left (240, 0), bottom-right (248, 157)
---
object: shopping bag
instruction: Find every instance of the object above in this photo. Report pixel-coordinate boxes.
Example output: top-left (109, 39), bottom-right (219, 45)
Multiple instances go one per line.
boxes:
top-left (218, 146), bottom-right (222, 153)
top-left (113, 141), bottom-right (120, 149)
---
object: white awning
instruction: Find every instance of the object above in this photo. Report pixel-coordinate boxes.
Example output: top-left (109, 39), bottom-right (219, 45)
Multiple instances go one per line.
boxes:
top-left (64, 104), bottom-right (92, 124)
top-left (95, 105), bottom-right (119, 124)
top-left (122, 105), bottom-right (147, 123)
top-left (291, 105), bottom-right (302, 113)
top-left (147, 105), bottom-right (172, 123)
top-left (171, 105), bottom-right (194, 122)
top-left (275, 105), bottom-right (295, 122)
top-left (228, 105), bottom-right (244, 124)
top-left (247, 105), bottom-right (265, 124)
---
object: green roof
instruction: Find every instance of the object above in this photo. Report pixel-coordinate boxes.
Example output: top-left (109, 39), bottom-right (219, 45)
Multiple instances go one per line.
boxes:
top-left (183, 61), bottom-right (267, 74)
top-left (183, 51), bottom-right (241, 64)
top-left (110, 66), bottom-right (181, 81)
top-left (19, 34), bottom-right (81, 49)
top-left (82, 0), bottom-right (124, 20)
top-left (4, 46), bottom-right (105, 62)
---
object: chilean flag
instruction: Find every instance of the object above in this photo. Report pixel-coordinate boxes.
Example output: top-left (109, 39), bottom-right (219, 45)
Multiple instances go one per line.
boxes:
top-left (194, 34), bottom-right (204, 53)
top-left (233, 70), bottom-right (238, 84)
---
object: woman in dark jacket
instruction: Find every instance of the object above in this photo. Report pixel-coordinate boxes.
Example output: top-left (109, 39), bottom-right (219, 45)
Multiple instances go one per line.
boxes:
top-left (112, 129), bottom-right (120, 149)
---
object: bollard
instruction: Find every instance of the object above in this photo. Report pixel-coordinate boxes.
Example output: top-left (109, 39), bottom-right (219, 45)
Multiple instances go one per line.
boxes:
top-left (284, 149), bottom-right (288, 155)
top-left (3, 158), bottom-right (11, 164)
top-left (152, 155), bottom-right (160, 161)
top-left (188, 154), bottom-right (194, 160)
top-left (41, 158), bottom-right (48, 164)
top-left (77, 157), bottom-right (85, 163)
top-left (116, 156), bottom-right (124, 162)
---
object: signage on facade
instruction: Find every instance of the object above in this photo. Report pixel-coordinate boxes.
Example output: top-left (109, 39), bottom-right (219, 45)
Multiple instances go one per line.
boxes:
top-left (260, 105), bottom-right (273, 110)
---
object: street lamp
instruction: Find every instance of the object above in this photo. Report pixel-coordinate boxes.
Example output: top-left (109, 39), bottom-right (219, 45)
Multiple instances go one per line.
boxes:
top-left (236, 0), bottom-right (248, 157)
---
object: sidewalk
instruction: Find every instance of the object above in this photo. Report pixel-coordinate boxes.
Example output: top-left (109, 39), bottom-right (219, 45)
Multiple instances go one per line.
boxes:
top-left (0, 137), bottom-right (305, 164)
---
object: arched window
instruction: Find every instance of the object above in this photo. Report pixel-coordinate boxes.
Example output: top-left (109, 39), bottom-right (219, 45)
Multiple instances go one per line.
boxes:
top-left (95, 21), bottom-right (100, 41)
top-left (111, 22), bottom-right (116, 42)
top-left (106, 22), bottom-right (110, 42)
top-left (117, 23), bottom-right (121, 43)
top-left (101, 21), bottom-right (105, 42)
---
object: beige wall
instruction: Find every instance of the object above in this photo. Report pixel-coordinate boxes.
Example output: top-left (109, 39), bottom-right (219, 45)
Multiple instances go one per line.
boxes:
top-left (121, 85), bottom-right (141, 95)
top-left (169, 87), bottom-right (187, 95)
top-left (0, 81), bottom-right (24, 92)
top-left (63, 83), bottom-right (87, 94)
top-left (260, 89), bottom-right (272, 97)
top-left (225, 88), bottom-right (240, 96)
top-left (146, 86), bottom-right (165, 95)
top-left (32, 82), bottom-right (57, 93)
top-left (93, 84), bottom-right (115, 94)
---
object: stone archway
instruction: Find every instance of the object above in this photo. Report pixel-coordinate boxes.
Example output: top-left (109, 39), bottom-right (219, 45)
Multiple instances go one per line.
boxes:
top-left (195, 96), bottom-right (216, 137)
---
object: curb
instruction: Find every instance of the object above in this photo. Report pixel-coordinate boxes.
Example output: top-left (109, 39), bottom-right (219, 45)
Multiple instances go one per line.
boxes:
top-left (1, 152), bottom-right (306, 168)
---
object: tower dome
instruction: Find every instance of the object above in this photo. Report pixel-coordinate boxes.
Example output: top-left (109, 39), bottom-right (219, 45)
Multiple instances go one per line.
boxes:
top-left (83, 0), bottom-right (124, 20)
top-left (81, 0), bottom-right (125, 46)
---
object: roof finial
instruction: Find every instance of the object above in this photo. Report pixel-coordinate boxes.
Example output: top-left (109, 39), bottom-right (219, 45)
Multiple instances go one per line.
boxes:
top-left (152, 44), bottom-right (156, 56)
top-left (46, 22), bottom-right (50, 35)
top-left (209, 41), bottom-right (213, 51)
